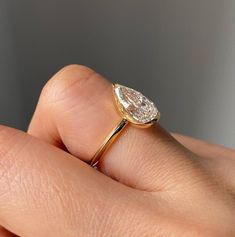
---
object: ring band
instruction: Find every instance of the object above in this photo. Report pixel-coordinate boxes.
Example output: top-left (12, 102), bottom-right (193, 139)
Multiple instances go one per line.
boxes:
top-left (90, 118), bottom-right (128, 167)
top-left (90, 83), bottom-right (160, 167)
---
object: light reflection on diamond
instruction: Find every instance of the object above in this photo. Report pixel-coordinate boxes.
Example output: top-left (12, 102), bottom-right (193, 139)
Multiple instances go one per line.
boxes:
top-left (114, 84), bottom-right (159, 123)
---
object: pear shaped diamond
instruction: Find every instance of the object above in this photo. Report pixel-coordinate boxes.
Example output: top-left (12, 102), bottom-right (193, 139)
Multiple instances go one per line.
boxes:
top-left (113, 84), bottom-right (159, 125)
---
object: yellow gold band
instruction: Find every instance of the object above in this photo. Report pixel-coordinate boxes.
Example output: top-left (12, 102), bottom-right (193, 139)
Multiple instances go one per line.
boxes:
top-left (90, 119), bottom-right (129, 167)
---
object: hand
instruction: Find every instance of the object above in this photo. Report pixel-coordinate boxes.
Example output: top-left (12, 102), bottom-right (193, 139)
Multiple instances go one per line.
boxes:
top-left (0, 65), bottom-right (234, 237)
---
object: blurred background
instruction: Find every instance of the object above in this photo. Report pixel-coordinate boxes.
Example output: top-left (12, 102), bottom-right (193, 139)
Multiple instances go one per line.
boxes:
top-left (0, 0), bottom-right (235, 148)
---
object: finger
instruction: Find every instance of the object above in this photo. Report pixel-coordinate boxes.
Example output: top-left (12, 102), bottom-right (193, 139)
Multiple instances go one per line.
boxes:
top-left (173, 133), bottom-right (235, 160)
top-left (0, 125), bottom-right (125, 236)
top-left (173, 133), bottom-right (235, 189)
top-left (0, 227), bottom-right (18, 237)
top-left (28, 65), bottom-right (201, 191)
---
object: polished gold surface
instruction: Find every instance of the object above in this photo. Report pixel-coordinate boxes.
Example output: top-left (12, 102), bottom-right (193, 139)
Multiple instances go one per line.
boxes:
top-left (90, 118), bottom-right (128, 167)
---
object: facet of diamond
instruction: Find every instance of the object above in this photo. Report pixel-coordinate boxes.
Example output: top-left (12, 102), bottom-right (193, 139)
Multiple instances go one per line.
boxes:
top-left (113, 84), bottom-right (159, 125)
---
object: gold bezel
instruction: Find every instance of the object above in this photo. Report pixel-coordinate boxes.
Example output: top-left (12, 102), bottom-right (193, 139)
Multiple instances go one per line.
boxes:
top-left (112, 84), bottom-right (160, 128)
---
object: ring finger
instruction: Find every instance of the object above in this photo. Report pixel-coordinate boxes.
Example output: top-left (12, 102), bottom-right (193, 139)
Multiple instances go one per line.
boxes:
top-left (28, 65), bottom-right (204, 192)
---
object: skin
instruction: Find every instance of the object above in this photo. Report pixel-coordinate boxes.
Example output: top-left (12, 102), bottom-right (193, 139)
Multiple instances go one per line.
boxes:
top-left (0, 64), bottom-right (234, 236)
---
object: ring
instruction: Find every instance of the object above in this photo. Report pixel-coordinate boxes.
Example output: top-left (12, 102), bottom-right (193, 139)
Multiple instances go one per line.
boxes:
top-left (90, 84), bottom-right (160, 167)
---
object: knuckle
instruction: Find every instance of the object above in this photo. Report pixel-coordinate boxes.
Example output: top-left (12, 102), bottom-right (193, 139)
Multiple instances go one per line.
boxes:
top-left (41, 64), bottom-right (96, 103)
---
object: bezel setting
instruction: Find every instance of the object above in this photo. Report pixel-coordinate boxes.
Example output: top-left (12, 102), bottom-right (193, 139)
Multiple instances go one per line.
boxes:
top-left (113, 84), bottom-right (160, 127)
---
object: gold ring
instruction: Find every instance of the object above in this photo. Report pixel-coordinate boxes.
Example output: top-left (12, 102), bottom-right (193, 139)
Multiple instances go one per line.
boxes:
top-left (90, 84), bottom-right (160, 167)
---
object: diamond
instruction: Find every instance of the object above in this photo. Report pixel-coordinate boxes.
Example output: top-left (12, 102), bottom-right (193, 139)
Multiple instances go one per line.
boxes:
top-left (113, 84), bottom-right (159, 125)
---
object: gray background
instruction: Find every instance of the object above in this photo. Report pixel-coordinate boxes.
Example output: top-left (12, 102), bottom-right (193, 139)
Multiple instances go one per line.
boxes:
top-left (0, 0), bottom-right (235, 148)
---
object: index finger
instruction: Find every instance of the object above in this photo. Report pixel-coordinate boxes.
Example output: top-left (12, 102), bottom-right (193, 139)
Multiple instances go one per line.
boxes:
top-left (0, 125), bottom-right (123, 236)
